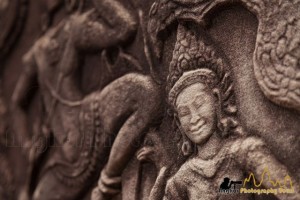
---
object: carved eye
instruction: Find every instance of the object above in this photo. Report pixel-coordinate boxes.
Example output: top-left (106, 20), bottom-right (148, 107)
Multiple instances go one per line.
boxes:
top-left (144, 139), bottom-right (154, 146)
top-left (177, 107), bottom-right (190, 117)
top-left (194, 96), bottom-right (204, 109)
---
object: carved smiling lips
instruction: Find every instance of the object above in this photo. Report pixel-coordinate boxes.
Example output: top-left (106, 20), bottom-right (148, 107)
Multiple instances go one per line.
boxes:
top-left (190, 118), bottom-right (206, 135)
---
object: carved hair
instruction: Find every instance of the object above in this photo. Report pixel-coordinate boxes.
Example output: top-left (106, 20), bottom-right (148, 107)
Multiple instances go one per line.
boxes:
top-left (167, 24), bottom-right (244, 156)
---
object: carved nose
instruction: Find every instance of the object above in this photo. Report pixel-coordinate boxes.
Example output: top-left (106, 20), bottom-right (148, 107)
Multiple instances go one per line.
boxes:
top-left (190, 114), bottom-right (200, 125)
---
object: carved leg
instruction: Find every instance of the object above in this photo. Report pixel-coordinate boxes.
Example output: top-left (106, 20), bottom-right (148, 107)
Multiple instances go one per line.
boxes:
top-left (90, 73), bottom-right (162, 199)
top-left (97, 111), bottom-right (153, 198)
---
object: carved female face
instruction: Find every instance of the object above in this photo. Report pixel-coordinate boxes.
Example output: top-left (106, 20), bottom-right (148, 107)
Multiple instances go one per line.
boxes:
top-left (176, 82), bottom-right (217, 145)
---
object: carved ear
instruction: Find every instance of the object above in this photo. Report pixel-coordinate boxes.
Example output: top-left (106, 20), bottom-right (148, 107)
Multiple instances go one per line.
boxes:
top-left (181, 140), bottom-right (193, 156)
top-left (212, 88), bottom-right (224, 133)
top-left (213, 88), bottom-right (222, 106)
top-left (213, 88), bottom-right (222, 116)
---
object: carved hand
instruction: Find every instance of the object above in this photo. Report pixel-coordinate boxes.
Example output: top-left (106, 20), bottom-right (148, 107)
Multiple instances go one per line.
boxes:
top-left (136, 131), bottom-right (172, 170)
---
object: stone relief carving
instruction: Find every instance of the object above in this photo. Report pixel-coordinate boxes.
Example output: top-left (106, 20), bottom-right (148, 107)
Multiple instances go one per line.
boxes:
top-left (148, 0), bottom-right (300, 112)
top-left (137, 24), bottom-right (300, 200)
top-left (0, 0), bottom-right (299, 200)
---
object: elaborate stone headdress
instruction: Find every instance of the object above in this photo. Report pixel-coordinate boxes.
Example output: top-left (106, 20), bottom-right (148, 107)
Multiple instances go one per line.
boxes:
top-left (167, 24), bottom-right (235, 110)
top-left (167, 23), bottom-right (241, 142)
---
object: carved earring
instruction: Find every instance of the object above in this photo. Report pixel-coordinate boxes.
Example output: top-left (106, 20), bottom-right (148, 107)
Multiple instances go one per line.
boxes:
top-left (174, 117), bottom-right (194, 156)
top-left (181, 140), bottom-right (192, 156)
top-left (181, 134), bottom-right (193, 156)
